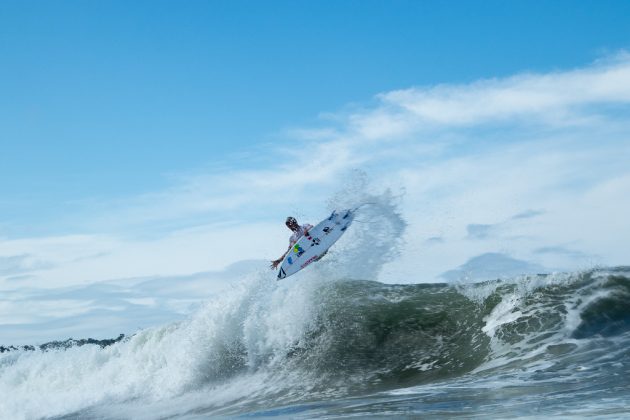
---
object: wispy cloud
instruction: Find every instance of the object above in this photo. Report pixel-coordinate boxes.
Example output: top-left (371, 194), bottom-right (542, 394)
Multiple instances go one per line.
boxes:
top-left (466, 210), bottom-right (546, 240)
top-left (0, 254), bottom-right (54, 276)
top-left (354, 53), bottom-right (630, 134)
top-left (511, 210), bottom-right (545, 220)
top-left (2, 54), bottom-right (630, 292)
top-left (466, 224), bottom-right (497, 240)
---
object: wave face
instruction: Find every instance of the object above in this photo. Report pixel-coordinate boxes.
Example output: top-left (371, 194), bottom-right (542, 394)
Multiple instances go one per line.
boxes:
top-left (1, 266), bottom-right (629, 419)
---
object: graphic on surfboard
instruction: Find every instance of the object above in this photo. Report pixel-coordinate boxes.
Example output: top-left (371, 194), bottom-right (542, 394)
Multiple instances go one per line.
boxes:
top-left (277, 209), bottom-right (354, 279)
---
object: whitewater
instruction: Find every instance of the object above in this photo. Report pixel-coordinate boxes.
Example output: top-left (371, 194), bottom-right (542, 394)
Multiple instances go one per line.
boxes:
top-left (1, 200), bottom-right (629, 419)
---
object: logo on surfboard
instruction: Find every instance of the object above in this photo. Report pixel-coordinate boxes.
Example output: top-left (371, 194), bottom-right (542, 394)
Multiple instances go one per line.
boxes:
top-left (293, 244), bottom-right (305, 257)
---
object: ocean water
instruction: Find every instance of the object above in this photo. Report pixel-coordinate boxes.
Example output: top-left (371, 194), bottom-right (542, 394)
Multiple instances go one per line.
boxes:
top-left (1, 267), bottom-right (629, 419)
top-left (1, 199), bottom-right (629, 419)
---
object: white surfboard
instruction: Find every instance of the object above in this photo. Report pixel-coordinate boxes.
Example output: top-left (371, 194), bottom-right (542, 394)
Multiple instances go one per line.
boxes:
top-left (277, 209), bottom-right (354, 279)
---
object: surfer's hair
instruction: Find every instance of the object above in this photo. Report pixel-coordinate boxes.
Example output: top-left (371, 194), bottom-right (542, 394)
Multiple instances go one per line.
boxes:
top-left (285, 217), bottom-right (297, 226)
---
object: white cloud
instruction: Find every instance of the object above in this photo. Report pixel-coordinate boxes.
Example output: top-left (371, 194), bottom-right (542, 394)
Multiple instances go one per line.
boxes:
top-left (2, 53), bottom-right (630, 294)
top-left (0, 223), bottom-right (280, 289)
top-left (375, 53), bottom-right (630, 129)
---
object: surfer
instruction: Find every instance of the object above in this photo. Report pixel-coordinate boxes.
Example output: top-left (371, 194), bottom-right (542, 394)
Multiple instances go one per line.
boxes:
top-left (270, 217), bottom-right (313, 269)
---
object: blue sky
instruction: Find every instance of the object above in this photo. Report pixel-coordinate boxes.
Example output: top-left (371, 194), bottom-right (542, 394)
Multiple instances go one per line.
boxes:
top-left (2, 0), bottom-right (630, 234)
top-left (1, 1), bottom-right (630, 341)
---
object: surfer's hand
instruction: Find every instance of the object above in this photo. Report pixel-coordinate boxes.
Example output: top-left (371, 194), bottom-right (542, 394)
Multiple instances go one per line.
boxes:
top-left (270, 260), bottom-right (280, 269)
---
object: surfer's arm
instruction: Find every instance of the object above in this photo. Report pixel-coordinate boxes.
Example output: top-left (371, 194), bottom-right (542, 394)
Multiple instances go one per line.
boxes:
top-left (270, 245), bottom-right (293, 269)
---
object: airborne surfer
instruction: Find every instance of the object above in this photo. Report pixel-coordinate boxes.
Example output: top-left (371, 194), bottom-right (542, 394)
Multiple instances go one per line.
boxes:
top-left (270, 216), bottom-right (313, 269)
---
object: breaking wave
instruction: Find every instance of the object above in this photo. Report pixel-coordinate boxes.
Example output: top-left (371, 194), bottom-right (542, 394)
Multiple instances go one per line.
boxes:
top-left (1, 266), bottom-right (629, 419)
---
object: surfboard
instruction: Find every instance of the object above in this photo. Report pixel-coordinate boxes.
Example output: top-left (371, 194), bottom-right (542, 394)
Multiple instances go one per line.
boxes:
top-left (277, 209), bottom-right (354, 279)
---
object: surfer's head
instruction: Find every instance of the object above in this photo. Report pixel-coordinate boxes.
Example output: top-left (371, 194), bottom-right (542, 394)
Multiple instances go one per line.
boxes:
top-left (285, 217), bottom-right (299, 231)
